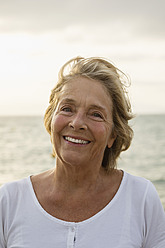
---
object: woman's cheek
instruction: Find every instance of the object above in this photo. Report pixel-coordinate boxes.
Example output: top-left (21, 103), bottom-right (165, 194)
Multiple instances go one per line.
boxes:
top-left (92, 122), bottom-right (107, 135)
top-left (51, 114), bottom-right (68, 133)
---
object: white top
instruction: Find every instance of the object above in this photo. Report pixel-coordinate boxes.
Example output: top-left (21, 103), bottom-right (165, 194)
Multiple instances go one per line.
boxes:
top-left (0, 171), bottom-right (165, 248)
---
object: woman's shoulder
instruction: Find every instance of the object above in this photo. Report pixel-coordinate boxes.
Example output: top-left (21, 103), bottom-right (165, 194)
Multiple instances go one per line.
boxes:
top-left (124, 171), bottom-right (151, 188)
top-left (123, 171), bottom-right (163, 208)
top-left (0, 177), bottom-right (30, 202)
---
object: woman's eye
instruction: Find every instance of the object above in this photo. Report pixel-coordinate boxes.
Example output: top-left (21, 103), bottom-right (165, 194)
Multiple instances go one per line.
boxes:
top-left (61, 107), bottom-right (72, 112)
top-left (92, 112), bottom-right (103, 119)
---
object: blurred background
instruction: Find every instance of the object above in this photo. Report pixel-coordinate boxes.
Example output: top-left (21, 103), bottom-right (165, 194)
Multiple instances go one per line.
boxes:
top-left (0, 0), bottom-right (165, 208)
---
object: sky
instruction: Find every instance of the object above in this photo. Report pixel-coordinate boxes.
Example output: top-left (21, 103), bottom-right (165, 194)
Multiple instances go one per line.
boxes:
top-left (0, 0), bottom-right (165, 115)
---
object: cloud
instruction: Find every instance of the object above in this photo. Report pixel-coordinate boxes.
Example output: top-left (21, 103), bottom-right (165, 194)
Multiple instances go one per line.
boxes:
top-left (0, 0), bottom-right (165, 116)
top-left (0, 0), bottom-right (165, 39)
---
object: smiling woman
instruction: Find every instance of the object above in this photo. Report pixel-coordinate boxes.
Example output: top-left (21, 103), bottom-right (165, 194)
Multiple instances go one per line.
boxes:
top-left (44, 57), bottom-right (134, 170)
top-left (50, 77), bottom-right (115, 169)
top-left (0, 57), bottom-right (165, 248)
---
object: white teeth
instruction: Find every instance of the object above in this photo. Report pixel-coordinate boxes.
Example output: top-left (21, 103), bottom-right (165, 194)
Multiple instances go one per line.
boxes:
top-left (64, 136), bottom-right (89, 144)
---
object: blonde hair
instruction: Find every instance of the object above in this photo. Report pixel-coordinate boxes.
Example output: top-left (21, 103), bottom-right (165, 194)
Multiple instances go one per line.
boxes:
top-left (44, 56), bottom-right (134, 172)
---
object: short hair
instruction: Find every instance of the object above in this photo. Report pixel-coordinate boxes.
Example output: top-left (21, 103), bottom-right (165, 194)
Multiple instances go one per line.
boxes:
top-left (44, 56), bottom-right (134, 172)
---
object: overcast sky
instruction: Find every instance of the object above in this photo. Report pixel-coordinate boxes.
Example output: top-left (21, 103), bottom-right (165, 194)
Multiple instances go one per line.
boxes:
top-left (0, 0), bottom-right (165, 115)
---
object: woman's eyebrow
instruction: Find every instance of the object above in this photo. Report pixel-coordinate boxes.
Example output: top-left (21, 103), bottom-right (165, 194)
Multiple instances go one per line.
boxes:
top-left (59, 98), bottom-right (76, 104)
top-left (89, 104), bottom-right (107, 112)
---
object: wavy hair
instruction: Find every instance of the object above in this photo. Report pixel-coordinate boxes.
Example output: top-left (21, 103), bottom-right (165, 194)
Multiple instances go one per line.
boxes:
top-left (44, 56), bottom-right (134, 172)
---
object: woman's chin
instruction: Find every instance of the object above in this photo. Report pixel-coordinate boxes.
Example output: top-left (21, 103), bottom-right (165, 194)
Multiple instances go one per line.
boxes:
top-left (57, 152), bottom-right (87, 168)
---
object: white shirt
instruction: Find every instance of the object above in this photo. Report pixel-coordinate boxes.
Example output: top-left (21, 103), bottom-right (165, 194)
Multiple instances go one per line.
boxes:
top-left (0, 171), bottom-right (165, 248)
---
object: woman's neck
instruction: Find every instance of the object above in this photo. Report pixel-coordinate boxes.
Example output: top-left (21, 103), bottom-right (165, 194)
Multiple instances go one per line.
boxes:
top-left (53, 161), bottom-right (107, 193)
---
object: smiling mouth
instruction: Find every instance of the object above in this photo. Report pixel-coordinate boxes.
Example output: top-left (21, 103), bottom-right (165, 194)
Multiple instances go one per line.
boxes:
top-left (64, 136), bottom-right (90, 144)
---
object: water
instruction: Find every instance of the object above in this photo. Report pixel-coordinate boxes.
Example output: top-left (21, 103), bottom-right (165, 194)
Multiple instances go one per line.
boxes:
top-left (0, 115), bottom-right (165, 208)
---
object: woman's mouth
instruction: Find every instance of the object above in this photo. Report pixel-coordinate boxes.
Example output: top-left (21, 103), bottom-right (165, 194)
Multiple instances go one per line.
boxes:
top-left (63, 136), bottom-right (90, 144)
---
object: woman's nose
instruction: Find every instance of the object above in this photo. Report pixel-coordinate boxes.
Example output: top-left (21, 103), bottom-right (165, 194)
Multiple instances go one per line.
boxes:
top-left (69, 112), bottom-right (87, 130)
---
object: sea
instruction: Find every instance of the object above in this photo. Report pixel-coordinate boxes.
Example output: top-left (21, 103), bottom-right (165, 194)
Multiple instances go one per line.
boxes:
top-left (0, 115), bottom-right (165, 209)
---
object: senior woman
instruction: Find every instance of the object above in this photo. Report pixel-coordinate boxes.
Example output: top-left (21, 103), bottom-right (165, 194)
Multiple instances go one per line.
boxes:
top-left (0, 57), bottom-right (165, 247)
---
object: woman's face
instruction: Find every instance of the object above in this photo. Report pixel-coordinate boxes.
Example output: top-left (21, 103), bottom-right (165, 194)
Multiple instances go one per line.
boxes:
top-left (51, 77), bottom-right (115, 168)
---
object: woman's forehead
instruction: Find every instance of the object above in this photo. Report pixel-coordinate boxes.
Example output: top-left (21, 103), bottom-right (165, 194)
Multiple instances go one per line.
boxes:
top-left (59, 77), bottom-right (111, 99)
top-left (57, 77), bottom-right (113, 110)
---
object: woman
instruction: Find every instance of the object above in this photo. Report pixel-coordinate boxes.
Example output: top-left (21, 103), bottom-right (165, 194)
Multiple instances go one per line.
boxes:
top-left (0, 57), bottom-right (165, 247)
